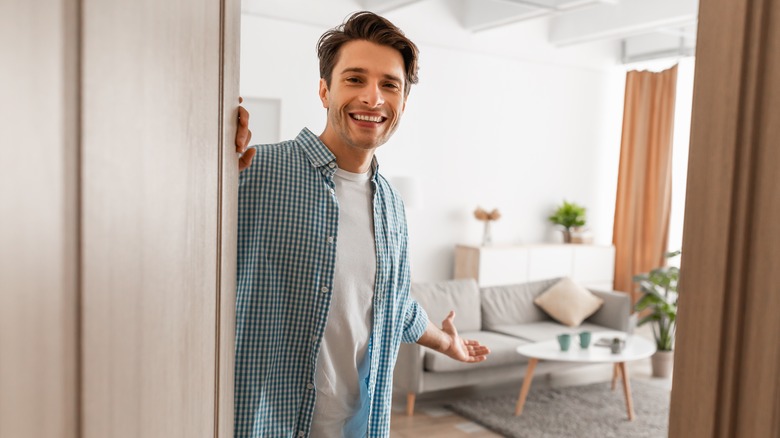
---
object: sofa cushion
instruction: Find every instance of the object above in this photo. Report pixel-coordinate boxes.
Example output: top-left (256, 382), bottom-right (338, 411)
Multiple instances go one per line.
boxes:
top-left (489, 321), bottom-right (614, 343)
top-left (533, 277), bottom-right (604, 327)
top-left (411, 279), bottom-right (481, 332)
top-left (423, 331), bottom-right (530, 372)
top-left (481, 278), bottom-right (561, 330)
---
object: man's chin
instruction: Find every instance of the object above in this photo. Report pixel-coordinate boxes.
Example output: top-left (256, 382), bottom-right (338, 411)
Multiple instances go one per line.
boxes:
top-left (348, 137), bottom-right (387, 151)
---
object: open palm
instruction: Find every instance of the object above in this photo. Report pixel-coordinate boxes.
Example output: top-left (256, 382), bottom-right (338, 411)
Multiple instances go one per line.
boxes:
top-left (441, 311), bottom-right (490, 363)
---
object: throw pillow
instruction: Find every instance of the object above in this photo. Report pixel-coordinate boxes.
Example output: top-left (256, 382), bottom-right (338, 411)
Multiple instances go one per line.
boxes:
top-left (533, 277), bottom-right (604, 327)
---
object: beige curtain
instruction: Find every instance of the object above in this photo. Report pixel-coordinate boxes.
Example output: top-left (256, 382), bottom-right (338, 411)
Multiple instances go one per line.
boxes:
top-left (613, 65), bottom-right (678, 304)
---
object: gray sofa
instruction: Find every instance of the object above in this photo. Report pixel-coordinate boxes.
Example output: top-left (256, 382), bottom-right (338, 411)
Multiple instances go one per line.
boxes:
top-left (393, 277), bottom-right (635, 415)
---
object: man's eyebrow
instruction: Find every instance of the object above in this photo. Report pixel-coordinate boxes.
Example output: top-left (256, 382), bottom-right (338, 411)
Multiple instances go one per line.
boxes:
top-left (340, 67), bottom-right (403, 83)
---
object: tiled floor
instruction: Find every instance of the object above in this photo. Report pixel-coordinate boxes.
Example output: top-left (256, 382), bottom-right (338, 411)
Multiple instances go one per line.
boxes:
top-left (389, 327), bottom-right (672, 437)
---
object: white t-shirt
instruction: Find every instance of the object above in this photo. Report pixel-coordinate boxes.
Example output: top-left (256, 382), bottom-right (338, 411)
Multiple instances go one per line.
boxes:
top-left (310, 168), bottom-right (376, 438)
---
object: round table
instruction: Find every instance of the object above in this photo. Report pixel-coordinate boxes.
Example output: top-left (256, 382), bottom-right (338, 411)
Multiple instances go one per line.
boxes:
top-left (514, 331), bottom-right (656, 421)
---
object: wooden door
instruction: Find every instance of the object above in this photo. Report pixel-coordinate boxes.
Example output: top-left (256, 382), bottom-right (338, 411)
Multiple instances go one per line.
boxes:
top-left (0, 1), bottom-right (79, 437)
top-left (0, 0), bottom-right (240, 436)
top-left (80, 0), bottom-right (240, 436)
top-left (669, 0), bottom-right (780, 436)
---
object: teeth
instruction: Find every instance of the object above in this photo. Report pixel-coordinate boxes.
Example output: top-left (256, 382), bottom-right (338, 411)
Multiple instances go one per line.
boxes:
top-left (353, 114), bottom-right (383, 123)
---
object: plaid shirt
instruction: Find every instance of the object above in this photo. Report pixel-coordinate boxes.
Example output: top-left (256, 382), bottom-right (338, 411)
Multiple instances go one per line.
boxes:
top-left (235, 128), bottom-right (429, 437)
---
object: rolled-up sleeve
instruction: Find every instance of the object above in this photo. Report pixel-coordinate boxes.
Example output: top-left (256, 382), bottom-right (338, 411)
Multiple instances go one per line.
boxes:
top-left (401, 298), bottom-right (429, 343)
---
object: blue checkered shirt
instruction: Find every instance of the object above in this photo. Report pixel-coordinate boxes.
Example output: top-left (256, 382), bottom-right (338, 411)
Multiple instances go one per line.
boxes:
top-left (235, 128), bottom-right (430, 437)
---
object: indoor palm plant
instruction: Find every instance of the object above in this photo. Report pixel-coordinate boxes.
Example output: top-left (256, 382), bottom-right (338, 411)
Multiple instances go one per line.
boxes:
top-left (548, 200), bottom-right (586, 243)
top-left (633, 250), bottom-right (680, 378)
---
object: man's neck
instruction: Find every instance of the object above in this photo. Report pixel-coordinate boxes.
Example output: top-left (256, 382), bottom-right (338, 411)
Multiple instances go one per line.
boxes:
top-left (319, 133), bottom-right (375, 174)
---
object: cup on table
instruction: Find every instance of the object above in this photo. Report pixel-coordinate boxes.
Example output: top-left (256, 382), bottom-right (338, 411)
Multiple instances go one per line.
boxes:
top-left (579, 331), bottom-right (592, 349)
top-left (557, 334), bottom-right (572, 351)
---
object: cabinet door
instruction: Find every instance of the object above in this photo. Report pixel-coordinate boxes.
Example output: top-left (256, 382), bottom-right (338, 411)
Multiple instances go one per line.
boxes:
top-left (527, 246), bottom-right (574, 281)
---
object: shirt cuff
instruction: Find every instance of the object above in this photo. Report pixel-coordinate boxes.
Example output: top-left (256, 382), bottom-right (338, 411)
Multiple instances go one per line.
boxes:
top-left (401, 300), bottom-right (429, 343)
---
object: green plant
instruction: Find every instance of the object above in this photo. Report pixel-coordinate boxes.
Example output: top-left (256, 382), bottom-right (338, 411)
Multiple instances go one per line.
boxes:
top-left (633, 250), bottom-right (681, 351)
top-left (548, 201), bottom-right (586, 242)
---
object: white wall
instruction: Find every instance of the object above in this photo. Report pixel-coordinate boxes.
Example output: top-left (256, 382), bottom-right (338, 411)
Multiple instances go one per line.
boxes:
top-left (240, 13), bottom-right (627, 281)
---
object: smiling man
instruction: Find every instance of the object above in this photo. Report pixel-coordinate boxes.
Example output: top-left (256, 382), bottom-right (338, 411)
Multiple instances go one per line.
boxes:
top-left (233, 12), bottom-right (489, 438)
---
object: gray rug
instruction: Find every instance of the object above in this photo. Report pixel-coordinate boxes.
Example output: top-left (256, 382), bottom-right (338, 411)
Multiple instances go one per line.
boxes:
top-left (446, 379), bottom-right (669, 438)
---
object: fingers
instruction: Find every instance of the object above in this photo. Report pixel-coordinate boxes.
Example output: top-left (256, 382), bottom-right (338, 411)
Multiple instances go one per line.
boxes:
top-left (238, 147), bottom-right (256, 172)
top-left (463, 339), bottom-right (491, 357)
top-left (441, 310), bottom-right (456, 327)
top-left (239, 96), bottom-right (243, 104)
top-left (238, 105), bottom-right (249, 126)
top-left (236, 105), bottom-right (251, 153)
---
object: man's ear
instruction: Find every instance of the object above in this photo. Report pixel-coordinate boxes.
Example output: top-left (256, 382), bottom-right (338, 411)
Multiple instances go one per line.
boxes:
top-left (319, 78), bottom-right (329, 109)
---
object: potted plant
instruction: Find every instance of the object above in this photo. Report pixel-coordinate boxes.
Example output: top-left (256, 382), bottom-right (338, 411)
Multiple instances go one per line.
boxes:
top-left (633, 250), bottom-right (681, 378)
top-left (548, 200), bottom-right (586, 243)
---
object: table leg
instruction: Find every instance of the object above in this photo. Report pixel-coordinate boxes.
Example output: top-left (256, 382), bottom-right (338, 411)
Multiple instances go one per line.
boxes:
top-left (618, 362), bottom-right (635, 421)
top-left (514, 358), bottom-right (538, 416)
top-left (612, 363), bottom-right (621, 391)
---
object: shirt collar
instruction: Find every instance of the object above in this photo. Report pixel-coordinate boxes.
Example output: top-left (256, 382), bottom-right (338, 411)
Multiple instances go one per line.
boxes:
top-left (296, 127), bottom-right (381, 182)
top-left (296, 127), bottom-right (336, 169)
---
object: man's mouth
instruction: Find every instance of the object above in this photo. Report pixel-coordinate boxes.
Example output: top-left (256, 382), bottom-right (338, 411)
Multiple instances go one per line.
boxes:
top-left (350, 113), bottom-right (387, 123)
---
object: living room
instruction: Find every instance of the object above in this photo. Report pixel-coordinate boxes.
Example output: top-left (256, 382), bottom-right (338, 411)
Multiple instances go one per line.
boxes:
top-left (8, 0), bottom-right (778, 436)
top-left (240, 0), bottom-right (694, 436)
top-left (239, 0), bottom-right (694, 281)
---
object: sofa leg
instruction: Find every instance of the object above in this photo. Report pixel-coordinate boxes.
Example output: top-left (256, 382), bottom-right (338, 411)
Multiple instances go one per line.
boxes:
top-left (406, 392), bottom-right (416, 416)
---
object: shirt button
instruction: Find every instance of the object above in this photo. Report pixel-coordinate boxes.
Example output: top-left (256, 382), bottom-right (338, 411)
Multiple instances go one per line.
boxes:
top-left (329, 188), bottom-right (335, 195)
top-left (306, 383), bottom-right (314, 390)
top-left (327, 236), bottom-right (334, 244)
top-left (328, 162), bottom-right (336, 169)
top-left (298, 432), bottom-right (305, 437)
top-left (321, 286), bottom-right (329, 293)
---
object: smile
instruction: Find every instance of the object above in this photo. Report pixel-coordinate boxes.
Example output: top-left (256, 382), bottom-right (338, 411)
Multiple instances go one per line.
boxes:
top-left (350, 113), bottom-right (386, 123)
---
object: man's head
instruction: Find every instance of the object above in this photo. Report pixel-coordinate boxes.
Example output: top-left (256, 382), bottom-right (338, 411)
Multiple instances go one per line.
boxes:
top-left (317, 11), bottom-right (419, 98)
top-left (316, 12), bottom-right (420, 158)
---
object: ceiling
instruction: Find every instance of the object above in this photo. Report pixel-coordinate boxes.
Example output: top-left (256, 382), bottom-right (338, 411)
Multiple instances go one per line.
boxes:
top-left (242, 0), bottom-right (698, 66)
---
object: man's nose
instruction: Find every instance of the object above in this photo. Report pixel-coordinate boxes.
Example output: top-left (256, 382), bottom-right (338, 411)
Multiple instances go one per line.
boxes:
top-left (360, 82), bottom-right (385, 107)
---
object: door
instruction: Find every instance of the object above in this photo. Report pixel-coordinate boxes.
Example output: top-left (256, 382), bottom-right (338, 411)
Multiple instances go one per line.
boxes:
top-left (0, 0), bottom-right (240, 436)
top-left (0, 1), bottom-right (79, 437)
top-left (669, 0), bottom-right (780, 436)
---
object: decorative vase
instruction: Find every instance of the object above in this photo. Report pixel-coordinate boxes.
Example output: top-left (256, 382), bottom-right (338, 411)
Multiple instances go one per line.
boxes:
top-left (482, 221), bottom-right (493, 246)
top-left (651, 350), bottom-right (674, 378)
top-left (561, 228), bottom-right (572, 243)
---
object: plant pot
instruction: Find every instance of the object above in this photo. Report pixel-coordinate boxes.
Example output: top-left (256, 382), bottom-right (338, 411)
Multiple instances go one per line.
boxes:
top-left (651, 350), bottom-right (674, 378)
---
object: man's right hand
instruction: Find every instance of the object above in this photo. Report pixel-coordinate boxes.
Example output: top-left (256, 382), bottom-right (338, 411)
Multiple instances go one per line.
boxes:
top-left (237, 97), bottom-right (255, 172)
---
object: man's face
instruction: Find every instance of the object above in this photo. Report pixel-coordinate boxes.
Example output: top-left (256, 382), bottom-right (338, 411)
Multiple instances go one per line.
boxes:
top-left (319, 40), bottom-right (407, 152)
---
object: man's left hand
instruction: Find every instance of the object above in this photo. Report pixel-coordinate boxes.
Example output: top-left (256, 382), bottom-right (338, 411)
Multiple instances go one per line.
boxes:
top-left (440, 311), bottom-right (490, 363)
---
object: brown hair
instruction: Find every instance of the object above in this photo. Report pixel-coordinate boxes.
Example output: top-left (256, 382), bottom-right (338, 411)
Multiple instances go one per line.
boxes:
top-left (317, 11), bottom-right (419, 97)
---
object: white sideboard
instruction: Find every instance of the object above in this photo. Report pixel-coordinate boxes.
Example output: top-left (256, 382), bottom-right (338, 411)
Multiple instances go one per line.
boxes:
top-left (454, 244), bottom-right (615, 290)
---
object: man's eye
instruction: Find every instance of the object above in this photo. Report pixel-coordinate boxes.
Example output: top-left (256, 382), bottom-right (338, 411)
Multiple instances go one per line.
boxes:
top-left (384, 83), bottom-right (400, 90)
top-left (346, 77), bottom-right (361, 83)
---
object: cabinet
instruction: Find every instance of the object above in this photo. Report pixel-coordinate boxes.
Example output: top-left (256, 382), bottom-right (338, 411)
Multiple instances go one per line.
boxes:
top-left (454, 244), bottom-right (615, 290)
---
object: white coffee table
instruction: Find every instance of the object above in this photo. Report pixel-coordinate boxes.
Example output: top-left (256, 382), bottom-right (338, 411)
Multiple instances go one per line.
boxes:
top-left (514, 331), bottom-right (656, 421)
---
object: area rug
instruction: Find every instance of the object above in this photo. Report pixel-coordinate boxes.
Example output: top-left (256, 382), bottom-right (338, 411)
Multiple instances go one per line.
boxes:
top-left (446, 380), bottom-right (669, 438)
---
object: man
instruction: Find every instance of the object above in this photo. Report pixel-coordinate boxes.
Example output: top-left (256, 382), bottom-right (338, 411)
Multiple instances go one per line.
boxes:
top-left (233, 11), bottom-right (489, 437)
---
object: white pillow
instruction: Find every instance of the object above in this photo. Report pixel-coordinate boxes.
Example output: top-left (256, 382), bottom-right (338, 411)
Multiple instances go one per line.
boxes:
top-left (533, 277), bottom-right (604, 327)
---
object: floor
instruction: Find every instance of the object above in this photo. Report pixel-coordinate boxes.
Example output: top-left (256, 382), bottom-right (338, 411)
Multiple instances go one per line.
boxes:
top-left (389, 326), bottom-right (673, 437)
